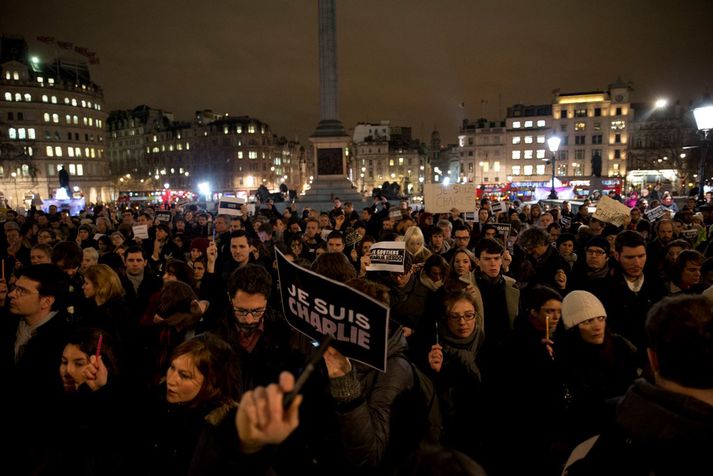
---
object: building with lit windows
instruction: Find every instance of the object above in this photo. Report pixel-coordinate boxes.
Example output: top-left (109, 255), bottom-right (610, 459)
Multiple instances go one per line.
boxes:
top-left (107, 106), bottom-right (306, 196)
top-left (505, 104), bottom-right (553, 186)
top-left (350, 121), bottom-right (428, 195)
top-left (0, 35), bottom-right (111, 208)
top-left (458, 118), bottom-right (506, 185)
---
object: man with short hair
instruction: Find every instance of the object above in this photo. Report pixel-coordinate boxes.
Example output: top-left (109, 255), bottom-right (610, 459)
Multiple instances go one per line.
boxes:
top-left (81, 247), bottom-right (99, 272)
top-left (302, 218), bottom-right (324, 260)
top-left (603, 231), bottom-right (666, 362)
top-left (326, 230), bottom-right (346, 254)
top-left (443, 225), bottom-right (471, 262)
top-left (565, 294), bottom-right (713, 475)
top-left (214, 264), bottom-right (302, 391)
top-left (645, 219), bottom-right (675, 279)
top-left (1, 265), bottom-right (70, 472)
top-left (121, 246), bottom-right (162, 319)
top-left (428, 227), bottom-right (449, 255)
top-left (570, 236), bottom-right (611, 299)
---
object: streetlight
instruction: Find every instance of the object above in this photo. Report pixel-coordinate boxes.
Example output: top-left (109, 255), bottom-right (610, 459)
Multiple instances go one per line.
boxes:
top-left (693, 98), bottom-right (713, 203)
top-left (654, 98), bottom-right (668, 109)
top-left (546, 135), bottom-right (562, 199)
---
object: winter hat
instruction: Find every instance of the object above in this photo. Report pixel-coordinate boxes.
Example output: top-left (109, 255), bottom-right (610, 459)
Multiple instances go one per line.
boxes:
top-left (561, 290), bottom-right (607, 330)
top-left (585, 235), bottom-right (610, 254)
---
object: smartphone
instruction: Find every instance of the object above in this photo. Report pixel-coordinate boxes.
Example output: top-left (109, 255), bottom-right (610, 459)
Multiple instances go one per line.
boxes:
top-left (283, 334), bottom-right (334, 409)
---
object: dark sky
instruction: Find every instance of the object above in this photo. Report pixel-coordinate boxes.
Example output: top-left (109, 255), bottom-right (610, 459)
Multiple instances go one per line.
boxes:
top-left (3, 0), bottom-right (712, 144)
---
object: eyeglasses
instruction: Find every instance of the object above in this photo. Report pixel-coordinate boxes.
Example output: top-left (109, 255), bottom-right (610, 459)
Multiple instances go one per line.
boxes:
top-left (447, 312), bottom-right (476, 322)
top-left (586, 249), bottom-right (606, 256)
top-left (10, 285), bottom-right (39, 297)
top-left (232, 307), bottom-right (266, 318)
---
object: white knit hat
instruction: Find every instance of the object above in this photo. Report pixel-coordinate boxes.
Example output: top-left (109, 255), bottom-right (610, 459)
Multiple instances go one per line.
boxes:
top-left (561, 290), bottom-right (607, 330)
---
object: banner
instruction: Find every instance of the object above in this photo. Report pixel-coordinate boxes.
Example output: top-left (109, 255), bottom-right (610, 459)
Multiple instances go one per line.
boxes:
top-left (366, 241), bottom-right (406, 273)
top-left (424, 183), bottom-right (476, 213)
top-left (218, 197), bottom-right (245, 216)
top-left (276, 249), bottom-right (389, 372)
top-left (593, 196), bottom-right (631, 227)
top-left (389, 208), bottom-right (403, 220)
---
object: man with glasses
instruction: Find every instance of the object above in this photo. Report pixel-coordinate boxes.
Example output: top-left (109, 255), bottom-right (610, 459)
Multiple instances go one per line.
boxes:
top-left (442, 224), bottom-right (472, 263)
top-left (570, 236), bottom-right (612, 299)
top-left (215, 264), bottom-right (302, 391)
top-left (1, 264), bottom-right (69, 473)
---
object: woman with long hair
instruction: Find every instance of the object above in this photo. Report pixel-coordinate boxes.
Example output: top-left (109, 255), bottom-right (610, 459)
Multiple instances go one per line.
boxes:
top-left (82, 264), bottom-right (131, 345)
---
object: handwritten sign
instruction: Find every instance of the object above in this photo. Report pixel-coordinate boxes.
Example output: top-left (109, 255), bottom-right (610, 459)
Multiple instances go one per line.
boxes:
top-left (424, 183), bottom-right (477, 213)
top-left (593, 196), bottom-right (631, 227)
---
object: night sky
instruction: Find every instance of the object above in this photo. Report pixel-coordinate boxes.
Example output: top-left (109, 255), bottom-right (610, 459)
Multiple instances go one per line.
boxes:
top-left (3, 0), bottom-right (712, 144)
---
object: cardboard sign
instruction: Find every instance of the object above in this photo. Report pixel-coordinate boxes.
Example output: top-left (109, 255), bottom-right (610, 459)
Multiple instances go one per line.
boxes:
top-left (218, 197), bottom-right (245, 216)
top-left (645, 205), bottom-right (666, 222)
top-left (593, 196), bottom-right (632, 227)
top-left (276, 249), bottom-right (389, 372)
top-left (247, 204), bottom-right (256, 216)
top-left (366, 241), bottom-right (407, 273)
top-left (320, 229), bottom-right (332, 241)
top-left (132, 224), bottom-right (149, 240)
top-left (424, 183), bottom-right (477, 213)
top-left (156, 211), bottom-right (172, 222)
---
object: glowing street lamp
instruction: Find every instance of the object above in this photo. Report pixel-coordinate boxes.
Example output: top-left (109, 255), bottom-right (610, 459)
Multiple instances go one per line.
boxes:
top-left (654, 98), bottom-right (668, 109)
top-left (693, 99), bottom-right (713, 203)
top-left (546, 135), bottom-right (562, 199)
top-left (198, 181), bottom-right (211, 201)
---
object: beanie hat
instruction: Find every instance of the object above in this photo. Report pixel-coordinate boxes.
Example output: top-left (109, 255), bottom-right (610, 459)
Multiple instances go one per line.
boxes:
top-left (561, 290), bottom-right (607, 330)
top-left (585, 235), bottom-right (610, 254)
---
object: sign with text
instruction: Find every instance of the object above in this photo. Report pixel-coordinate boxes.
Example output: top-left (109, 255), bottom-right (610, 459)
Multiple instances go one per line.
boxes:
top-left (681, 228), bottom-right (699, 240)
top-left (389, 208), bottom-right (403, 220)
top-left (132, 224), bottom-right (149, 240)
top-left (276, 249), bottom-right (389, 372)
top-left (494, 223), bottom-right (512, 243)
top-left (366, 241), bottom-right (406, 273)
top-left (593, 196), bottom-right (631, 227)
top-left (645, 205), bottom-right (666, 222)
top-left (156, 211), bottom-right (172, 222)
top-left (218, 197), bottom-right (245, 216)
top-left (490, 201), bottom-right (506, 214)
top-left (424, 183), bottom-right (477, 213)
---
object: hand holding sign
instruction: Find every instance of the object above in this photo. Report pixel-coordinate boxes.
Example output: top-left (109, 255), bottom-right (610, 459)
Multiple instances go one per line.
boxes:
top-left (323, 346), bottom-right (352, 378)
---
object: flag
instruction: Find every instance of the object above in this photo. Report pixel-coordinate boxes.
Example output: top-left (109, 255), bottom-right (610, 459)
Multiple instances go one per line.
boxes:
top-left (57, 41), bottom-right (74, 49)
top-left (36, 36), bottom-right (56, 44)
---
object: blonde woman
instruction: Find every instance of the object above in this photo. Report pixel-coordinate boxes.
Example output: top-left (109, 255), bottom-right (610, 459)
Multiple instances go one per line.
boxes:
top-left (82, 264), bottom-right (131, 344)
top-left (404, 225), bottom-right (432, 265)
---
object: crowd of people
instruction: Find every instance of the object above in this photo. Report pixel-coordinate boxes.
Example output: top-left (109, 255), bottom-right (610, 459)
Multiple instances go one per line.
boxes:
top-left (1, 193), bottom-right (712, 476)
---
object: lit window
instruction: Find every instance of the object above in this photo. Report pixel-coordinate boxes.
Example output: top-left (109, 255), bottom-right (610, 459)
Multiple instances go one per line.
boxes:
top-left (536, 164), bottom-right (545, 175)
top-left (68, 147), bottom-right (74, 157)
top-left (9, 128), bottom-right (17, 139)
top-left (37, 76), bottom-right (43, 83)
top-left (248, 125), bottom-right (256, 133)
top-left (48, 78), bottom-right (54, 85)
top-left (4, 92), bottom-right (11, 101)
top-left (238, 151), bottom-right (243, 159)
top-left (186, 142), bottom-right (190, 150)
top-left (52, 113), bottom-right (59, 123)
top-left (46, 146), bottom-right (53, 157)
top-left (91, 148), bottom-right (95, 158)
top-left (494, 162), bottom-right (500, 172)
top-left (512, 121), bottom-right (521, 128)
top-left (69, 164), bottom-right (76, 174)
top-left (536, 149), bottom-right (545, 159)
top-left (224, 126), bottom-right (229, 134)
top-left (65, 114), bottom-right (71, 124)
top-left (82, 117), bottom-right (88, 126)
top-left (75, 147), bottom-right (81, 157)
top-left (71, 98), bottom-right (77, 106)
top-left (537, 135), bottom-right (545, 143)
top-left (512, 136), bottom-right (521, 144)
top-left (13, 72), bottom-right (19, 80)
top-left (575, 122), bottom-right (586, 131)
top-left (55, 146), bottom-right (62, 157)
top-left (77, 164), bottom-right (83, 175)
top-left (524, 150), bottom-right (533, 159)
top-left (249, 151), bottom-right (257, 159)
top-left (237, 126), bottom-right (242, 134)
top-left (65, 97), bottom-right (70, 104)
top-left (537, 120), bottom-right (546, 127)
top-left (389, 159), bottom-right (395, 166)
top-left (512, 151), bottom-right (521, 160)
top-left (398, 157), bottom-right (404, 165)
top-left (81, 100), bottom-right (86, 108)
top-left (88, 101), bottom-right (92, 108)
top-left (511, 165), bottom-right (521, 175)
top-left (524, 165), bottom-right (533, 176)
top-left (177, 143), bottom-right (183, 151)
top-left (15, 93), bottom-right (21, 101)
top-left (42, 95), bottom-right (48, 102)
top-left (85, 147), bottom-right (90, 157)
top-left (73, 115), bottom-right (78, 125)
top-left (152, 147), bottom-right (159, 153)
top-left (524, 136), bottom-right (533, 144)
top-left (17, 128), bottom-right (26, 139)
top-left (23, 93), bottom-right (30, 102)
top-left (44, 112), bottom-right (50, 122)
top-left (524, 120), bottom-right (533, 128)
top-left (28, 128), bottom-right (35, 139)
top-left (88, 118), bottom-right (93, 126)
top-left (51, 96), bottom-right (57, 104)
